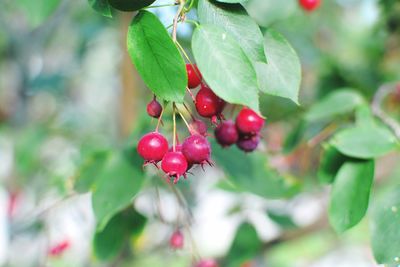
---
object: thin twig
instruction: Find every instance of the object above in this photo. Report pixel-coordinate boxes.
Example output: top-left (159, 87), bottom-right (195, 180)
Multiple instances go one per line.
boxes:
top-left (172, 0), bottom-right (186, 42)
top-left (372, 82), bottom-right (400, 139)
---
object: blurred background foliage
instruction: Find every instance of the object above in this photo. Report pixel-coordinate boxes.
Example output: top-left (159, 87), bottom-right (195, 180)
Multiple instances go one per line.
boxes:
top-left (0, 0), bottom-right (399, 266)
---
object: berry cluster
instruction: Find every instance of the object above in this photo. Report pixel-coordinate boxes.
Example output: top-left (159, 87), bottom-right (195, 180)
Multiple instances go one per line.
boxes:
top-left (137, 63), bottom-right (265, 184)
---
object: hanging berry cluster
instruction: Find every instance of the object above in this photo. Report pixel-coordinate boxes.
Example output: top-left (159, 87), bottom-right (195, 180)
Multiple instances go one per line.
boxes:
top-left (137, 63), bottom-right (265, 184)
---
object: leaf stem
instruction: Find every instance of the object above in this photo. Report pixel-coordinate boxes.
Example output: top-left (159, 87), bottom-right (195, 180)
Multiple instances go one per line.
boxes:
top-left (143, 3), bottom-right (178, 9)
top-left (176, 106), bottom-right (193, 133)
top-left (155, 102), bottom-right (166, 132)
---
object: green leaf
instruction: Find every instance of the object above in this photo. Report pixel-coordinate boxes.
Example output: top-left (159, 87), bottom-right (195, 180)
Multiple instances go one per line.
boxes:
top-left (283, 120), bottom-right (306, 153)
top-left (213, 143), bottom-right (300, 198)
top-left (255, 29), bottom-right (301, 104)
top-left (192, 25), bottom-right (260, 112)
top-left (92, 152), bottom-right (144, 231)
top-left (305, 89), bottom-right (365, 122)
top-left (93, 208), bottom-right (146, 261)
top-left (242, 0), bottom-right (296, 27)
top-left (127, 11), bottom-right (187, 102)
top-left (370, 186), bottom-right (400, 264)
top-left (198, 0), bottom-right (265, 62)
top-left (16, 0), bottom-right (62, 28)
top-left (329, 160), bottom-right (375, 233)
top-left (331, 124), bottom-right (400, 159)
top-left (318, 144), bottom-right (352, 184)
top-left (267, 211), bottom-right (297, 230)
top-left (226, 223), bottom-right (261, 266)
top-left (88, 0), bottom-right (112, 18)
top-left (74, 150), bottom-right (110, 193)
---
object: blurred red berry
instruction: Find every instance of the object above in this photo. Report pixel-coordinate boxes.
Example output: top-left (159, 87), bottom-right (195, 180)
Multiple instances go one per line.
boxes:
top-left (187, 64), bottom-right (202, 89)
top-left (299, 0), bottom-right (321, 11)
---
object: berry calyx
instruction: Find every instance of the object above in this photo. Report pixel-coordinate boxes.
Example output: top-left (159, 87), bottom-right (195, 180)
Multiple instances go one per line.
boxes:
top-left (161, 151), bottom-right (188, 183)
top-left (299, 0), bottom-right (321, 11)
top-left (137, 132), bottom-right (169, 164)
top-left (186, 64), bottom-right (202, 89)
top-left (195, 259), bottom-right (219, 267)
top-left (236, 134), bottom-right (260, 152)
top-left (146, 97), bottom-right (162, 118)
top-left (182, 134), bottom-right (211, 165)
top-left (235, 108), bottom-right (265, 135)
top-left (190, 119), bottom-right (208, 136)
top-left (215, 120), bottom-right (239, 147)
top-left (169, 230), bottom-right (184, 249)
top-left (195, 84), bottom-right (226, 119)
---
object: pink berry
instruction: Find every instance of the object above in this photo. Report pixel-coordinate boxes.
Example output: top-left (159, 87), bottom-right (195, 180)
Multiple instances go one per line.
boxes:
top-left (195, 259), bottom-right (219, 267)
top-left (146, 97), bottom-right (162, 118)
top-left (299, 0), bottom-right (320, 11)
top-left (187, 64), bottom-right (202, 89)
top-left (195, 84), bottom-right (226, 119)
top-left (215, 120), bottom-right (239, 147)
top-left (182, 134), bottom-right (211, 165)
top-left (190, 119), bottom-right (208, 136)
top-left (236, 134), bottom-right (260, 152)
top-left (169, 230), bottom-right (184, 249)
top-left (161, 152), bottom-right (188, 183)
top-left (235, 108), bottom-right (264, 135)
top-left (137, 132), bottom-right (169, 163)
top-left (49, 240), bottom-right (70, 257)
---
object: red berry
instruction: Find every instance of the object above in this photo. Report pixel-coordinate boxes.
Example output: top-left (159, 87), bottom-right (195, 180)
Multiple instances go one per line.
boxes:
top-left (161, 152), bottom-right (188, 183)
top-left (215, 120), bottom-right (239, 147)
top-left (146, 98), bottom-right (162, 118)
top-left (49, 240), bottom-right (70, 257)
top-left (187, 64), bottom-right (202, 89)
top-left (236, 134), bottom-right (260, 152)
top-left (190, 119), bottom-right (208, 136)
top-left (137, 132), bottom-right (169, 163)
top-left (195, 84), bottom-right (226, 118)
top-left (182, 134), bottom-right (211, 165)
top-left (235, 108), bottom-right (264, 135)
top-left (169, 230), bottom-right (184, 249)
top-left (299, 0), bottom-right (320, 11)
top-left (195, 259), bottom-right (219, 267)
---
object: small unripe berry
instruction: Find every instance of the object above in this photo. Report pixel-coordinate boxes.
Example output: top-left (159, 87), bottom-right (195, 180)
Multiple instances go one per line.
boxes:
top-left (190, 119), bottom-right (208, 136)
top-left (182, 134), bottom-right (211, 165)
top-left (195, 84), bottom-right (226, 118)
top-left (236, 134), bottom-right (260, 152)
top-left (299, 0), bottom-right (321, 11)
top-left (137, 132), bottom-right (169, 163)
top-left (215, 120), bottom-right (239, 147)
top-left (195, 259), bottom-right (219, 267)
top-left (169, 230), bottom-right (184, 249)
top-left (235, 108), bottom-right (265, 135)
top-left (161, 152), bottom-right (188, 183)
top-left (146, 98), bottom-right (162, 118)
top-left (186, 64), bottom-right (202, 89)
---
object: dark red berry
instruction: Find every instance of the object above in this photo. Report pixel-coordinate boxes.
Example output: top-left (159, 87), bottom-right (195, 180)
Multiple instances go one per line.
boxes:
top-left (235, 108), bottom-right (265, 135)
top-left (215, 120), bottom-right (239, 147)
top-left (195, 84), bottom-right (226, 118)
top-left (146, 97), bottom-right (162, 118)
top-left (137, 132), bottom-right (169, 163)
top-left (187, 64), bottom-right (202, 89)
top-left (169, 230), bottom-right (184, 249)
top-left (182, 134), bottom-right (211, 165)
top-left (161, 152), bottom-right (188, 183)
top-left (299, 0), bottom-right (320, 11)
top-left (236, 134), bottom-right (260, 152)
top-left (195, 259), bottom-right (219, 267)
top-left (190, 119), bottom-right (208, 136)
